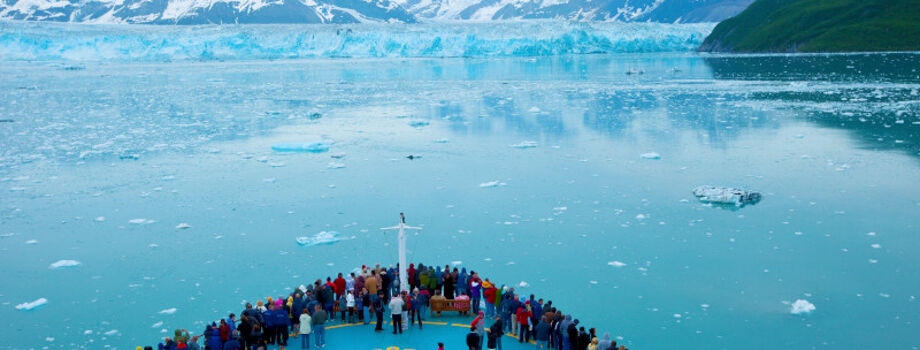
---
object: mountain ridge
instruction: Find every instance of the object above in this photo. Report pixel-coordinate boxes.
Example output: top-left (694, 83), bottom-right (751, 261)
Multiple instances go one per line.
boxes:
top-left (0, 0), bottom-right (753, 24)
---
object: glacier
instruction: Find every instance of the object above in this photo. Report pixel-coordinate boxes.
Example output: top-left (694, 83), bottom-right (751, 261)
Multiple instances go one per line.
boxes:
top-left (0, 20), bottom-right (714, 62)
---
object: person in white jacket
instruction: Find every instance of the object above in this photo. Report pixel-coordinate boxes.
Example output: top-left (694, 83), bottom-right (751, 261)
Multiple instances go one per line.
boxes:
top-left (298, 309), bottom-right (312, 349)
top-left (346, 292), bottom-right (356, 322)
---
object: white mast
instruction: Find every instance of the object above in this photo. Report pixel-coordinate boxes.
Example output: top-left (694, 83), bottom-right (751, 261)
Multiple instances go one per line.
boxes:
top-left (380, 213), bottom-right (421, 295)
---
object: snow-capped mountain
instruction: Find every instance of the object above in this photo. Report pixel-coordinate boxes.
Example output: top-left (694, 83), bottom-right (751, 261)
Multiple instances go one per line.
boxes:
top-left (0, 0), bottom-right (416, 24)
top-left (0, 0), bottom-right (751, 23)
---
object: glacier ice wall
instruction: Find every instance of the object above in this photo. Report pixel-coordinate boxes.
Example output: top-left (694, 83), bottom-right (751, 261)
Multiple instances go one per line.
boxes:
top-left (0, 21), bottom-right (714, 62)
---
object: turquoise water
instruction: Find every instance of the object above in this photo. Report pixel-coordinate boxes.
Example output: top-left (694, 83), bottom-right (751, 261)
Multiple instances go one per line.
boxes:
top-left (1, 50), bottom-right (920, 350)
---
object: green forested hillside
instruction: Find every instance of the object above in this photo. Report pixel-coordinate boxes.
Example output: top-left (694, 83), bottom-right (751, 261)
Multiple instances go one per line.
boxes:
top-left (698, 0), bottom-right (920, 52)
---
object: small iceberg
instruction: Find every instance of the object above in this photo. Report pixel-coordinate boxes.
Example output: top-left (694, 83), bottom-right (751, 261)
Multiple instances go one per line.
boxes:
top-left (129, 218), bottom-right (156, 225)
top-left (692, 186), bottom-right (762, 207)
top-left (175, 223), bottom-right (192, 230)
top-left (479, 181), bottom-right (506, 188)
top-left (271, 141), bottom-right (332, 153)
top-left (608, 261), bottom-right (627, 267)
top-left (790, 299), bottom-right (815, 314)
top-left (327, 162), bottom-right (346, 169)
top-left (518, 281), bottom-right (530, 288)
top-left (49, 260), bottom-right (81, 269)
top-left (16, 298), bottom-right (48, 311)
top-left (510, 141), bottom-right (538, 149)
top-left (158, 308), bottom-right (177, 315)
top-left (640, 152), bottom-right (661, 159)
top-left (296, 231), bottom-right (349, 247)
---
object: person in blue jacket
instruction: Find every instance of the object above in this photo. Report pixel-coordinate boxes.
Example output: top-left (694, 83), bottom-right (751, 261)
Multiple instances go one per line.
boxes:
top-left (263, 304), bottom-right (276, 346)
top-left (221, 331), bottom-right (241, 350)
top-left (205, 323), bottom-right (223, 350)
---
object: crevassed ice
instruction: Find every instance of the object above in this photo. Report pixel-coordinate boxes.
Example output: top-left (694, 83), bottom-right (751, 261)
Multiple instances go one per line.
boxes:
top-left (0, 21), bottom-right (714, 62)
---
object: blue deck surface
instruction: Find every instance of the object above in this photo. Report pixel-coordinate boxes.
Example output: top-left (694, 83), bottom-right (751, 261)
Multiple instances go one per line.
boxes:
top-left (301, 314), bottom-right (539, 350)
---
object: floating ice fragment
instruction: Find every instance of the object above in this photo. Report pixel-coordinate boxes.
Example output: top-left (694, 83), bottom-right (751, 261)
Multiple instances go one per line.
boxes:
top-left (271, 141), bottom-right (332, 153)
top-left (518, 281), bottom-right (530, 288)
top-left (790, 299), bottom-right (815, 314)
top-left (152, 321), bottom-right (163, 328)
top-left (327, 162), bottom-right (346, 169)
top-left (0, 233), bottom-right (14, 238)
top-left (296, 231), bottom-right (350, 247)
top-left (104, 329), bottom-right (119, 336)
top-left (330, 153), bottom-right (346, 159)
top-left (589, 280), bottom-right (598, 284)
top-left (451, 261), bottom-right (463, 266)
top-left (95, 216), bottom-right (105, 222)
top-left (692, 186), bottom-right (761, 207)
top-left (175, 223), bottom-right (192, 230)
top-left (45, 337), bottom-right (54, 342)
top-left (433, 139), bottom-right (449, 143)
top-left (528, 107), bottom-right (541, 113)
top-left (608, 261), bottom-right (627, 267)
top-left (158, 308), bottom-right (177, 314)
top-left (871, 244), bottom-right (881, 249)
top-left (640, 152), bottom-right (661, 159)
top-left (700, 304), bottom-right (710, 308)
top-left (635, 214), bottom-right (647, 220)
top-left (83, 330), bottom-right (93, 335)
top-left (25, 239), bottom-right (38, 244)
top-left (408, 120), bottom-right (429, 127)
top-left (49, 260), bottom-right (81, 269)
top-left (510, 141), bottom-right (538, 149)
top-left (129, 218), bottom-right (156, 225)
top-left (15, 298), bottom-right (48, 310)
top-left (553, 207), bottom-right (567, 212)
top-left (479, 181), bottom-right (506, 188)
top-left (673, 314), bottom-right (682, 318)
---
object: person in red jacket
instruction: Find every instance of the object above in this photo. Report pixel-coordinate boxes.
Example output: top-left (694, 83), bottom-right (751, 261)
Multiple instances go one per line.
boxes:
top-left (334, 273), bottom-right (347, 300)
top-left (407, 263), bottom-right (417, 290)
top-left (516, 301), bottom-right (533, 343)
top-left (483, 282), bottom-right (498, 317)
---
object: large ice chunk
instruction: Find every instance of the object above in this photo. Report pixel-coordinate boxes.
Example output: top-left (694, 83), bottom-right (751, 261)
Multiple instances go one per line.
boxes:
top-left (16, 298), bottom-right (48, 310)
top-left (49, 260), bottom-right (81, 269)
top-left (692, 186), bottom-right (762, 207)
top-left (790, 299), bottom-right (815, 314)
top-left (271, 141), bottom-right (332, 153)
top-left (296, 231), bottom-right (349, 247)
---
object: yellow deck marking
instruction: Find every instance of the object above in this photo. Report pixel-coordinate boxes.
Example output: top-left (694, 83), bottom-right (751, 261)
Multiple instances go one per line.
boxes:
top-left (421, 321), bottom-right (448, 325)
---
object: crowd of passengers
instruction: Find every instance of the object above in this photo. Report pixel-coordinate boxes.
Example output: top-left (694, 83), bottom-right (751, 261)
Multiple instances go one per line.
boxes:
top-left (147, 262), bottom-right (629, 350)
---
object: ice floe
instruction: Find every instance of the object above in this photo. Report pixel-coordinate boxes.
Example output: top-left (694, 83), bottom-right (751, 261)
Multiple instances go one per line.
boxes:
top-left (327, 162), bottom-right (346, 169)
top-left (408, 120), bottom-right (429, 127)
top-left (479, 181), bottom-right (506, 188)
top-left (152, 321), bottom-right (163, 328)
top-left (790, 299), bottom-right (815, 314)
top-left (518, 281), bottom-right (530, 288)
top-left (94, 216), bottom-right (105, 222)
top-left (692, 186), bottom-right (761, 207)
top-left (608, 261), bottom-right (627, 267)
top-left (510, 141), bottom-right (538, 149)
top-left (104, 329), bottom-right (119, 336)
top-left (640, 152), bottom-right (661, 159)
top-left (49, 260), bottom-right (81, 269)
top-left (129, 218), bottom-right (156, 225)
top-left (175, 223), bottom-right (192, 230)
top-left (296, 231), bottom-right (351, 247)
top-left (25, 239), bottom-right (38, 244)
top-left (158, 308), bottom-right (177, 314)
top-left (271, 141), bottom-right (332, 153)
top-left (15, 298), bottom-right (48, 310)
